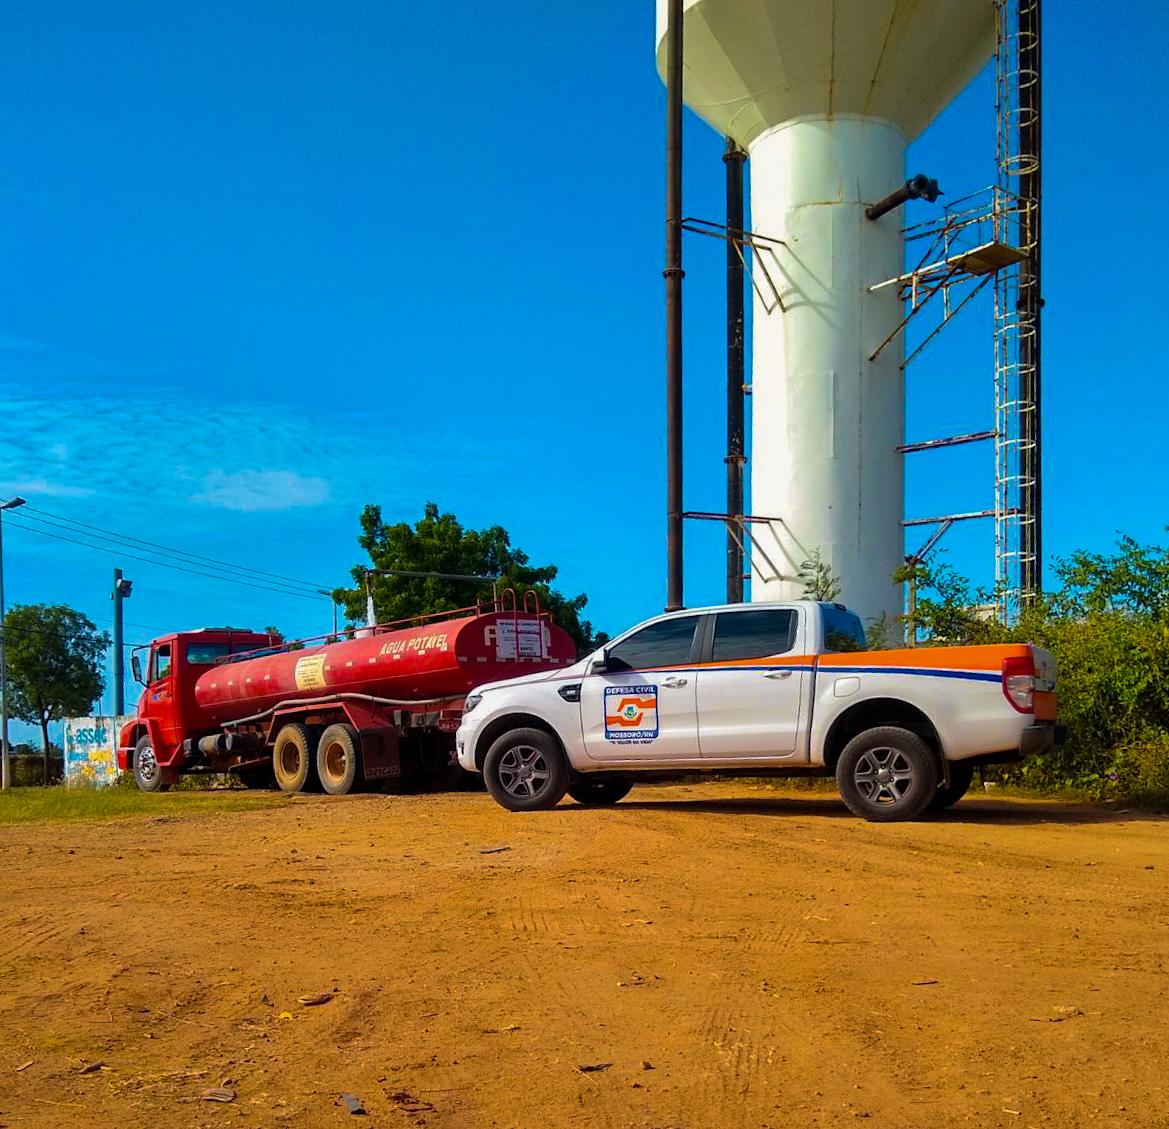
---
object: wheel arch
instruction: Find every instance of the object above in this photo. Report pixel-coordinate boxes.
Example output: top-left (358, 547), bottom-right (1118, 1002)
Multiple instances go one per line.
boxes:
top-left (473, 713), bottom-right (566, 771)
top-left (124, 719), bottom-right (178, 767)
top-left (822, 698), bottom-right (943, 773)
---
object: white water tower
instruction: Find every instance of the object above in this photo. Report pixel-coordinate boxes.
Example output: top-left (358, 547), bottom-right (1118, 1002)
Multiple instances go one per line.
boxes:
top-left (657, 1), bottom-right (995, 625)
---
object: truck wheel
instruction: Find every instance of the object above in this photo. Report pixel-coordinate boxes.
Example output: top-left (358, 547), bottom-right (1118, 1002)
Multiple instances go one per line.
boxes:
top-left (836, 726), bottom-right (938, 822)
top-left (930, 760), bottom-right (975, 811)
top-left (567, 777), bottom-right (632, 806)
top-left (483, 727), bottom-right (569, 812)
top-left (316, 724), bottom-right (362, 796)
top-left (272, 723), bottom-right (316, 793)
top-left (133, 734), bottom-right (171, 793)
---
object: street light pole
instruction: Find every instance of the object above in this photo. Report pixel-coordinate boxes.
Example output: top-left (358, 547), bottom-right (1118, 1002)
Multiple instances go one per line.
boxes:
top-left (0, 496), bottom-right (28, 791)
top-left (112, 569), bottom-right (133, 717)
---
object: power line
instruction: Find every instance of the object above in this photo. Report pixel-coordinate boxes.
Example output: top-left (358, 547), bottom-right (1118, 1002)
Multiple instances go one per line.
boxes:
top-left (5, 516), bottom-right (327, 602)
top-left (21, 506), bottom-right (331, 593)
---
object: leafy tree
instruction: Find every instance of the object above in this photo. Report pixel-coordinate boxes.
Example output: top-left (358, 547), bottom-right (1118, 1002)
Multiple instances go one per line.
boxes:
top-left (1007, 534), bottom-right (1169, 796)
top-left (334, 502), bottom-right (607, 654)
top-left (892, 556), bottom-right (1005, 646)
top-left (890, 533), bottom-right (1169, 802)
top-left (4, 604), bottom-right (110, 785)
top-left (797, 549), bottom-right (841, 602)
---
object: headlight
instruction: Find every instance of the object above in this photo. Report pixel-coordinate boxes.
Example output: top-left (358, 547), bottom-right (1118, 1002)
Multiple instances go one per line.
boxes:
top-left (463, 692), bottom-right (483, 715)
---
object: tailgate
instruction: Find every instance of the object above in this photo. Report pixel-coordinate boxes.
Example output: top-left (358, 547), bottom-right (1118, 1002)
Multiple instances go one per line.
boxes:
top-left (1031, 645), bottom-right (1057, 720)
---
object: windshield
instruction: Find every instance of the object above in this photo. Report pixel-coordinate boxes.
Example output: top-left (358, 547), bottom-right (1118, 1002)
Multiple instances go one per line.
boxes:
top-left (186, 642), bottom-right (232, 664)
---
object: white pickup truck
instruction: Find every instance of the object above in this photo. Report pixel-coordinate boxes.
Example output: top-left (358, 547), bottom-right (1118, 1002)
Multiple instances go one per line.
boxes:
top-left (456, 601), bottom-right (1060, 821)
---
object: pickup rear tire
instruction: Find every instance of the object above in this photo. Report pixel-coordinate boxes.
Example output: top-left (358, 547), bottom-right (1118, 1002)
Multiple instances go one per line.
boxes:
top-left (930, 760), bottom-right (975, 811)
top-left (316, 723), bottom-right (361, 796)
top-left (836, 726), bottom-right (938, 822)
top-left (567, 777), bottom-right (632, 806)
top-left (483, 727), bottom-right (569, 812)
top-left (272, 723), bottom-right (317, 793)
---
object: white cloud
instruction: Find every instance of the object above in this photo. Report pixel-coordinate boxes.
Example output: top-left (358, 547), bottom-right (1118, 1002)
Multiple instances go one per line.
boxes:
top-left (192, 469), bottom-right (331, 513)
top-left (0, 477), bottom-right (94, 498)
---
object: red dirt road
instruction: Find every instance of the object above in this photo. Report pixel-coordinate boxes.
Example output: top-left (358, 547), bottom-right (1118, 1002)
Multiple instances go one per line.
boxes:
top-left (1, 785), bottom-right (1167, 1127)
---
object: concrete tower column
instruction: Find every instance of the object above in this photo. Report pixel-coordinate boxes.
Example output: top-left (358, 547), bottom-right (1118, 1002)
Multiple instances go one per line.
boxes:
top-left (655, 0), bottom-right (995, 627)
top-left (749, 115), bottom-right (906, 621)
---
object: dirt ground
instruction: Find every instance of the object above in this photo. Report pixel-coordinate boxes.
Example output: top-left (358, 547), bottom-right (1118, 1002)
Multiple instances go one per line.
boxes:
top-left (0, 784), bottom-right (1167, 1129)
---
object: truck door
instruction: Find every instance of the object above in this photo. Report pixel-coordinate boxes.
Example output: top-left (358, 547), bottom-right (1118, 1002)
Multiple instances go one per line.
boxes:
top-left (145, 642), bottom-right (181, 747)
top-left (696, 608), bottom-right (807, 759)
top-left (580, 614), bottom-right (702, 762)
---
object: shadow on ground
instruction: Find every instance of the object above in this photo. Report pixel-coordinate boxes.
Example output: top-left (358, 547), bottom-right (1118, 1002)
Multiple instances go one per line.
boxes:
top-left (554, 792), bottom-right (1168, 827)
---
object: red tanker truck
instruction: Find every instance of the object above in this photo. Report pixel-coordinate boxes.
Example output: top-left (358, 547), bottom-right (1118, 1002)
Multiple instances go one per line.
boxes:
top-left (116, 594), bottom-right (576, 794)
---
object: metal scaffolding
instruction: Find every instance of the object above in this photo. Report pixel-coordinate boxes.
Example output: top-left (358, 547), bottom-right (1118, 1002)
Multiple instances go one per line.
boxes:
top-left (994, 0), bottom-right (1042, 622)
top-left (872, 0), bottom-right (1042, 625)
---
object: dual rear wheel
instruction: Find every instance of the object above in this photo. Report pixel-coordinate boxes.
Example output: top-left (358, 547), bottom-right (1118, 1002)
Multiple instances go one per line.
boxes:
top-left (271, 722), bottom-right (361, 796)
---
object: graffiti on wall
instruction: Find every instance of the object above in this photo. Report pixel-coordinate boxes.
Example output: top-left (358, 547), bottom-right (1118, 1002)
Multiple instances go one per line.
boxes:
top-left (63, 716), bottom-right (130, 787)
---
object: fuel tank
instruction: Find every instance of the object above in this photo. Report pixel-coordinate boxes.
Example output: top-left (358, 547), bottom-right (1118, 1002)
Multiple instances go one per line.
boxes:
top-left (193, 610), bottom-right (576, 724)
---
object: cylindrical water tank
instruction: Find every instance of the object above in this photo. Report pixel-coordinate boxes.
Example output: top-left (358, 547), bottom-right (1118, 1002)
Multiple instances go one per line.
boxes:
top-left (193, 611), bottom-right (577, 724)
top-left (656, 0), bottom-right (995, 626)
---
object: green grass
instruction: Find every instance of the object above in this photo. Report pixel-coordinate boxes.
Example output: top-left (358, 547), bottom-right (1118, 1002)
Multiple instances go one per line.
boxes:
top-left (0, 785), bottom-right (283, 826)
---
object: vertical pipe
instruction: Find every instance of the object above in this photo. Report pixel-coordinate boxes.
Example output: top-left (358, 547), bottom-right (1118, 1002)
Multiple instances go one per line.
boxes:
top-left (113, 568), bottom-right (124, 717)
top-left (906, 567), bottom-right (917, 648)
top-left (0, 514), bottom-right (8, 792)
top-left (664, 0), bottom-right (685, 611)
top-left (1019, 0), bottom-right (1042, 598)
top-left (724, 138), bottom-right (746, 604)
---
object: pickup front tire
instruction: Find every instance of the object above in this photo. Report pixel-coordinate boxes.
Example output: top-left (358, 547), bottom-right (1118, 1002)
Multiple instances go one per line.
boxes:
top-left (836, 726), bottom-right (938, 822)
top-left (483, 728), bottom-right (569, 812)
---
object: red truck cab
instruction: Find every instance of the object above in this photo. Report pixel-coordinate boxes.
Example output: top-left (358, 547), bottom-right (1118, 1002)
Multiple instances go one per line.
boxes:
top-left (117, 627), bottom-right (280, 786)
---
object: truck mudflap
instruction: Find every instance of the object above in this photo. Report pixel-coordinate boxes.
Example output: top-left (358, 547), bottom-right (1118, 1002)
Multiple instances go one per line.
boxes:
top-left (1020, 723), bottom-right (1066, 759)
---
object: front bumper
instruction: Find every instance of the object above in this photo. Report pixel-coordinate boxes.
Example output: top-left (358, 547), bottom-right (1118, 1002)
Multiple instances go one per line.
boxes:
top-left (1020, 722), bottom-right (1066, 759)
top-left (455, 725), bottom-right (479, 773)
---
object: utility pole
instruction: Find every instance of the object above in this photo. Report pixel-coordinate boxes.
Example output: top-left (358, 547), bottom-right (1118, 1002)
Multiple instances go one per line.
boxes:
top-left (0, 496), bottom-right (28, 791)
top-left (112, 568), bottom-right (133, 717)
top-left (664, 0), bottom-right (685, 611)
top-left (724, 138), bottom-right (747, 604)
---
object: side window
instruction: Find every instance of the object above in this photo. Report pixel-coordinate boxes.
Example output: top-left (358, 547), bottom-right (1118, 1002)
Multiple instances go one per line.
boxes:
top-left (711, 609), bottom-right (796, 662)
top-left (150, 644), bottom-right (173, 682)
top-left (821, 605), bottom-right (866, 653)
top-left (606, 616), bottom-right (699, 672)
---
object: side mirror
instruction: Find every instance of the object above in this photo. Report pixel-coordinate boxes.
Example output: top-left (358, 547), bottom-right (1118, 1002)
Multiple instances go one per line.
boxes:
top-left (131, 655), bottom-right (143, 684)
top-left (586, 650), bottom-right (610, 675)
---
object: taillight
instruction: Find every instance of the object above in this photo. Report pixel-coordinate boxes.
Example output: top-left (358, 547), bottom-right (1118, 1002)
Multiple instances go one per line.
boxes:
top-left (1002, 655), bottom-right (1035, 714)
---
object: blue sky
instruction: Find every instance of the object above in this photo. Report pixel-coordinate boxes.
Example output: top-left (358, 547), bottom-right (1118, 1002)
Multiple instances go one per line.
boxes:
top-left (1, 1), bottom-right (1165, 723)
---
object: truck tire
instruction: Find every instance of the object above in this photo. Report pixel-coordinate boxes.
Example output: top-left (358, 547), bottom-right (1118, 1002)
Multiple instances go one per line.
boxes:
top-left (316, 723), bottom-right (362, 796)
top-left (272, 723), bottom-right (316, 793)
top-left (835, 726), bottom-right (938, 822)
top-left (133, 734), bottom-right (171, 793)
top-left (930, 760), bottom-right (975, 812)
top-left (483, 727), bottom-right (569, 812)
top-left (567, 777), bottom-right (632, 806)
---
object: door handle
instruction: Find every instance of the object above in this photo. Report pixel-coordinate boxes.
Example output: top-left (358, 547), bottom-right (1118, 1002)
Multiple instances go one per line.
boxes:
top-left (661, 676), bottom-right (689, 688)
top-left (764, 670), bottom-right (793, 680)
